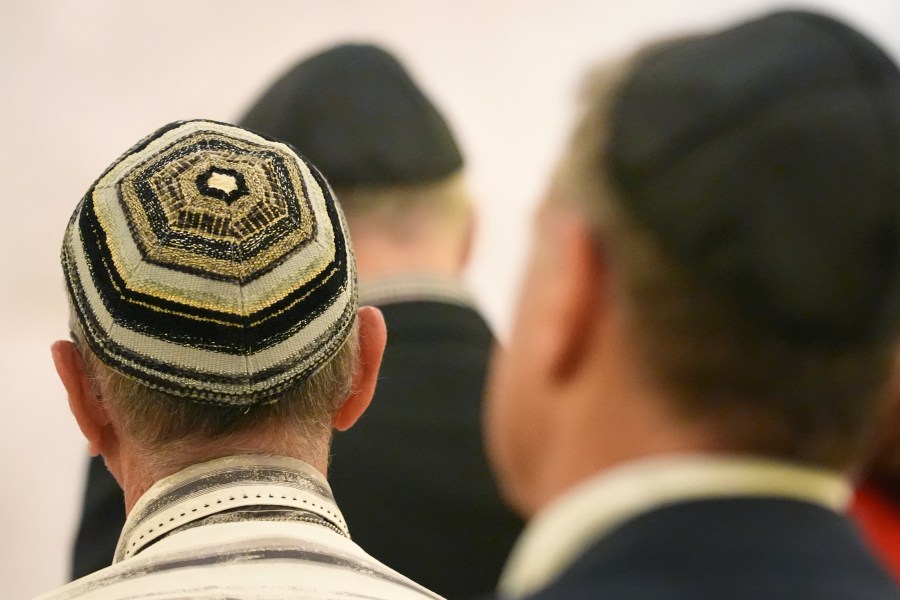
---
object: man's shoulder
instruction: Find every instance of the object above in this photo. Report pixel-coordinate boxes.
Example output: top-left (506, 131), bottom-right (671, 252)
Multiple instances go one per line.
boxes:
top-left (378, 298), bottom-right (493, 340)
top-left (525, 498), bottom-right (899, 600)
top-left (35, 523), bottom-right (443, 600)
top-left (375, 299), bottom-right (494, 392)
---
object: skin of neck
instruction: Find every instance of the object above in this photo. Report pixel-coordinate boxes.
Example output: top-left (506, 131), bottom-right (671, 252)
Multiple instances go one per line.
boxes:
top-left (346, 208), bottom-right (472, 281)
top-left (522, 330), bottom-right (720, 516)
top-left (105, 425), bottom-right (331, 515)
top-left (488, 204), bottom-right (719, 518)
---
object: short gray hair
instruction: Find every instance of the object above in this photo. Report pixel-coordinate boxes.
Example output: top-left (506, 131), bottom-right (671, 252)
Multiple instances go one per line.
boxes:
top-left (334, 172), bottom-right (470, 229)
top-left (72, 315), bottom-right (359, 462)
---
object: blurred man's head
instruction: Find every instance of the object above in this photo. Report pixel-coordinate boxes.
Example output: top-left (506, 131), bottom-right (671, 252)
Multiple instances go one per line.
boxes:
top-left (240, 43), bottom-right (473, 279)
top-left (53, 120), bottom-right (386, 508)
top-left (486, 11), bottom-right (900, 516)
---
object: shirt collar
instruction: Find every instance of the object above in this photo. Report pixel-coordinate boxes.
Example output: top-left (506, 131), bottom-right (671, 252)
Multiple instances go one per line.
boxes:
top-left (359, 273), bottom-right (476, 307)
top-left (499, 454), bottom-right (851, 598)
top-left (114, 454), bottom-right (348, 563)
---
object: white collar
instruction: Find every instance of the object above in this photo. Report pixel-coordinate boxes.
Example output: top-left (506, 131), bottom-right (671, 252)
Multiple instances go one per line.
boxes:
top-left (114, 454), bottom-right (347, 563)
top-left (499, 454), bottom-right (850, 598)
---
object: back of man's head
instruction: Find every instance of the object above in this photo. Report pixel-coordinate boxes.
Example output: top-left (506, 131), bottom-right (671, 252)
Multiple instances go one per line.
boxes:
top-left (558, 10), bottom-right (900, 469)
top-left (240, 43), bottom-right (462, 192)
top-left (60, 119), bottom-right (364, 471)
top-left (239, 43), bottom-right (472, 278)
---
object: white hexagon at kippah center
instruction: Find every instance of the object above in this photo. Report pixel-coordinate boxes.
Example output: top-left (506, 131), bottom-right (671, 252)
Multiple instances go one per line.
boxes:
top-left (206, 171), bottom-right (239, 195)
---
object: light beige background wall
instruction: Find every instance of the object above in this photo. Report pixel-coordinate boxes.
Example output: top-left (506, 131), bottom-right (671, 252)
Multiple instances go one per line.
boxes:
top-left (1, 1), bottom-right (897, 597)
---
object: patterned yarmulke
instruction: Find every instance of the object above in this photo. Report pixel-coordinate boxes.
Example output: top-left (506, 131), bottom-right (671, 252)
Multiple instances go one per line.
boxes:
top-left (62, 119), bottom-right (357, 406)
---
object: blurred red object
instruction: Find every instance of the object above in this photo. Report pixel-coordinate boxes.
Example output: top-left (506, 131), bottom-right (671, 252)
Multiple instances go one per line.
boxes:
top-left (852, 481), bottom-right (900, 584)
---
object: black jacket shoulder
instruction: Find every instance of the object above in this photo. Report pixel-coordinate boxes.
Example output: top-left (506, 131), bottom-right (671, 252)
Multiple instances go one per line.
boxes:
top-left (329, 300), bottom-right (523, 599)
top-left (515, 498), bottom-right (899, 600)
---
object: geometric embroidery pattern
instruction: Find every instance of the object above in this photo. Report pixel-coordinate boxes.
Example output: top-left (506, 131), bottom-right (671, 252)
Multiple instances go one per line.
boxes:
top-left (61, 120), bottom-right (357, 405)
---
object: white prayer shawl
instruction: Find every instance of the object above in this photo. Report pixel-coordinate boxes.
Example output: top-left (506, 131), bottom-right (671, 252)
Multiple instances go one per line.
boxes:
top-left (34, 455), bottom-right (443, 600)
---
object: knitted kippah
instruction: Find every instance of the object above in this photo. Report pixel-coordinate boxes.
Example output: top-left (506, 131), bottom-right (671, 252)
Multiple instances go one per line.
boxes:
top-left (608, 10), bottom-right (900, 345)
top-left (239, 43), bottom-right (463, 187)
top-left (62, 119), bottom-right (357, 406)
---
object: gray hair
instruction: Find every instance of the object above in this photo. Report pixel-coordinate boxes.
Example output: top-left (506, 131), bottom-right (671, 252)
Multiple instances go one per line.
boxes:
top-left (71, 315), bottom-right (359, 470)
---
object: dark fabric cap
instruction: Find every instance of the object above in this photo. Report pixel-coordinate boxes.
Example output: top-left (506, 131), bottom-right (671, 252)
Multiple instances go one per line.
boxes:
top-left (239, 43), bottom-right (463, 187)
top-left (608, 10), bottom-right (900, 345)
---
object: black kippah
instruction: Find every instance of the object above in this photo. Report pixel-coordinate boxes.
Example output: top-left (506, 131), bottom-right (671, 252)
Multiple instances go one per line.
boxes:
top-left (239, 43), bottom-right (463, 187)
top-left (608, 10), bottom-right (900, 345)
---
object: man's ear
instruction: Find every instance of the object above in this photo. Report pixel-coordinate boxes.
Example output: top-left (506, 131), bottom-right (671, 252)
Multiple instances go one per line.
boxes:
top-left (332, 307), bottom-right (387, 431)
top-left (51, 340), bottom-right (112, 456)
top-left (540, 213), bottom-right (607, 383)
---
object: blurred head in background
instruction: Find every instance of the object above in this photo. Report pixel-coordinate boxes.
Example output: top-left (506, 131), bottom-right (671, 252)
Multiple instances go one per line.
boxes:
top-left (486, 10), bottom-right (900, 518)
top-left (240, 43), bottom-right (474, 283)
top-left (236, 44), bottom-right (523, 600)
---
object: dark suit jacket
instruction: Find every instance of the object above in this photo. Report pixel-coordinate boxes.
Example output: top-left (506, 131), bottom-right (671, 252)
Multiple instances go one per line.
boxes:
top-left (492, 498), bottom-right (899, 600)
top-left (71, 455), bottom-right (124, 580)
top-left (328, 300), bottom-right (523, 599)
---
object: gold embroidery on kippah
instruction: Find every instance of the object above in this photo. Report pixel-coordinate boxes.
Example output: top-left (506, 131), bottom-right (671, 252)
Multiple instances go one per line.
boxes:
top-left (63, 120), bottom-right (357, 405)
